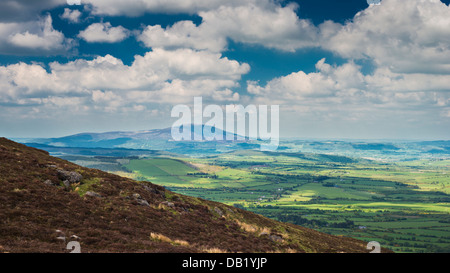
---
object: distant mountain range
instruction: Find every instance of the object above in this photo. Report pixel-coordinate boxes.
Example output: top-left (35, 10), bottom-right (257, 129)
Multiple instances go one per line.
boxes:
top-left (28, 125), bottom-right (235, 146)
top-left (18, 125), bottom-right (259, 156)
top-left (30, 125), bottom-right (246, 145)
top-left (15, 126), bottom-right (450, 160)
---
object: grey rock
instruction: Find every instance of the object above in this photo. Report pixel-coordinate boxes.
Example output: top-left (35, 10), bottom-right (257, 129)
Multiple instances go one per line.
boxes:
top-left (214, 207), bottom-right (224, 217)
top-left (131, 193), bottom-right (150, 206)
top-left (269, 234), bottom-right (283, 242)
top-left (143, 184), bottom-right (162, 195)
top-left (127, 193), bottom-right (150, 206)
top-left (136, 199), bottom-right (150, 207)
top-left (62, 180), bottom-right (71, 189)
top-left (160, 201), bottom-right (175, 208)
top-left (44, 180), bottom-right (55, 186)
top-left (85, 191), bottom-right (102, 198)
top-left (132, 193), bottom-right (142, 200)
top-left (57, 170), bottom-right (83, 184)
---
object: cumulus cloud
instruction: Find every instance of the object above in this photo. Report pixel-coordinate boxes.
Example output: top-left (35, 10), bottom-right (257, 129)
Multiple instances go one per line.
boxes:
top-left (9, 15), bottom-right (69, 51)
top-left (0, 48), bottom-right (250, 109)
top-left (60, 8), bottom-right (82, 23)
top-left (248, 59), bottom-right (363, 104)
top-left (0, 14), bottom-right (74, 55)
top-left (78, 22), bottom-right (130, 43)
top-left (199, 3), bottom-right (318, 52)
top-left (138, 2), bottom-right (318, 52)
top-left (320, 0), bottom-right (450, 74)
top-left (138, 21), bottom-right (226, 52)
top-left (248, 58), bottom-right (450, 113)
top-left (93, 0), bottom-right (450, 65)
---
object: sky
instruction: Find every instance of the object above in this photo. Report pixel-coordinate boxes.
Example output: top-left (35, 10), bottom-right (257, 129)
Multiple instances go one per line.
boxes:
top-left (0, 0), bottom-right (449, 140)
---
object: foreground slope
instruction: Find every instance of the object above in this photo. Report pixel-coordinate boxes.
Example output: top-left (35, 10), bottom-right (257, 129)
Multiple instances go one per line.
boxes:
top-left (0, 138), bottom-right (381, 253)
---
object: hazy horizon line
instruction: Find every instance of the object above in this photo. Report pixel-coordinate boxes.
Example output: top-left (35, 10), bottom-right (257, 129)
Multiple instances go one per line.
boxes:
top-left (5, 125), bottom-right (450, 143)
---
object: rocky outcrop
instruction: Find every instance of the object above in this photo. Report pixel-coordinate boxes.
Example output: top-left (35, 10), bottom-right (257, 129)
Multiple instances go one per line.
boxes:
top-left (57, 170), bottom-right (83, 184)
top-left (126, 193), bottom-right (150, 207)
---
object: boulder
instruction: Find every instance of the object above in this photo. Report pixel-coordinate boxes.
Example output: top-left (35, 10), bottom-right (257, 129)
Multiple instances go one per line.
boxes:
top-left (128, 193), bottom-right (150, 206)
top-left (269, 234), bottom-right (283, 243)
top-left (160, 201), bottom-right (175, 208)
top-left (85, 191), bottom-right (102, 198)
top-left (136, 199), bottom-right (150, 207)
top-left (57, 170), bottom-right (83, 184)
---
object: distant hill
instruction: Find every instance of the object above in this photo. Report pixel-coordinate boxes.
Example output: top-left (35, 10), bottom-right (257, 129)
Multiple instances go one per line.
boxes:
top-left (27, 125), bottom-right (243, 148)
top-left (0, 138), bottom-right (379, 253)
top-left (21, 125), bottom-right (252, 156)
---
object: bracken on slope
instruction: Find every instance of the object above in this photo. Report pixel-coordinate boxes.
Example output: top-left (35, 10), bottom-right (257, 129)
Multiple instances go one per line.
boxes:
top-left (0, 138), bottom-right (390, 253)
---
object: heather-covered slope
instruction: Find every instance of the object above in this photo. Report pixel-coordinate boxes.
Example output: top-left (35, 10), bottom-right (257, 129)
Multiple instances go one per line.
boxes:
top-left (0, 138), bottom-right (381, 253)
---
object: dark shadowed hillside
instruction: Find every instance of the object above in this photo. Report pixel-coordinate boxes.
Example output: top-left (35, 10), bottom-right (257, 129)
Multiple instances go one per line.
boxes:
top-left (0, 138), bottom-right (386, 253)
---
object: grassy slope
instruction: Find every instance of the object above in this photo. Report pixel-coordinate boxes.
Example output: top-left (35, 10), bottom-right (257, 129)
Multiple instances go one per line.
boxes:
top-left (0, 138), bottom-right (381, 253)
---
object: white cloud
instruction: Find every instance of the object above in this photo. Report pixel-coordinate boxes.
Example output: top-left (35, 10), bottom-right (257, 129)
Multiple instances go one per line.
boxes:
top-left (78, 22), bottom-right (130, 43)
top-left (0, 48), bottom-right (250, 109)
top-left (110, 0), bottom-right (450, 65)
top-left (0, 14), bottom-right (74, 54)
top-left (248, 58), bottom-right (450, 112)
top-left (8, 15), bottom-right (70, 51)
top-left (199, 3), bottom-right (318, 52)
top-left (138, 21), bottom-right (226, 52)
top-left (248, 59), bottom-right (364, 101)
top-left (60, 8), bottom-right (82, 23)
top-left (138, 2), bottom-right (318, 52)
top-left (320, 0), bottom-right (450, 74)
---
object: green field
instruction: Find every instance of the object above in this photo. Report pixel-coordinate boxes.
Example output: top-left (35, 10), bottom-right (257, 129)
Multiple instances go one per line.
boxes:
top-left (124, 158), bottom-right (197, 185)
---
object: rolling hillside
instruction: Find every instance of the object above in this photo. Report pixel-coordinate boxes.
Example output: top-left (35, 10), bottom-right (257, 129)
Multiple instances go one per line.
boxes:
top-left (0, 138), bottom-right (382, 253)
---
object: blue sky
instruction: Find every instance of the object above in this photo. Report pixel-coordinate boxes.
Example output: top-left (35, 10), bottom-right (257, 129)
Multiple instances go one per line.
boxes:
top-left (0, 0), bottom-right (449, 140)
